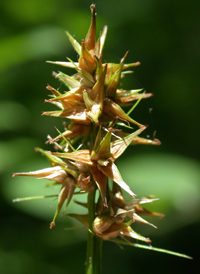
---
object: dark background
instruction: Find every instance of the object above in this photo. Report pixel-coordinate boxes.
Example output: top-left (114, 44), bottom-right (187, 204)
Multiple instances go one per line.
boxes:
top-left (0, 0), bottom-right (199, 273)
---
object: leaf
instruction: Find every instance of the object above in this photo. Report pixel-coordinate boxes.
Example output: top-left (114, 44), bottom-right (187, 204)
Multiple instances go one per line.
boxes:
top-left (109, 239), bottom-right (193, 259)
top-left (13, 194), bottom-right (58, 203)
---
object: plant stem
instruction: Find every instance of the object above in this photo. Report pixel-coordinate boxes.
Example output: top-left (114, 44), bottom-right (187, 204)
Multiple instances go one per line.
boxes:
top-left (93, 236), bottom-right (102, 274)
top-left (86, 186), bottom-right (103, 274)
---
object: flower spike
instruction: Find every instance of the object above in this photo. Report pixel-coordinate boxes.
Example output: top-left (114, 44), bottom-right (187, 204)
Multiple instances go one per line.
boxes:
top-left (12, 5), bottom-right (192, 264)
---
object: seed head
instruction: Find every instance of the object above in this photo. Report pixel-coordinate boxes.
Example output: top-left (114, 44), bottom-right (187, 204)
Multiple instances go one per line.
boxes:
top-left (13, 5), bottom-right (161, 236)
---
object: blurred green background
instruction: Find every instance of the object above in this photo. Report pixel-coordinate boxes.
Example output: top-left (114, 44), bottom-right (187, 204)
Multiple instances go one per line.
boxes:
top-left (0, 0), bottom-right (199, 273)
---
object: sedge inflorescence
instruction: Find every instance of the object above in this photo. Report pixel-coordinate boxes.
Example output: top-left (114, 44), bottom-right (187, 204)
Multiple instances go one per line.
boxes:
top-left (13, 4), bottom-right (162, 243)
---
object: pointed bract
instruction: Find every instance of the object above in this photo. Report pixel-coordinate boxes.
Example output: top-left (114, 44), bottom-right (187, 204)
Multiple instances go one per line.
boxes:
top-left (53, 71), bottom-right (80, 90)
top-left (66, 31), bottom-right (81, 55)
top-left (50, 177), bottom-right (76, 228)
top-left (104, 98), bottom-right (144, 128)
top-left (79, 41), bottom-right (96, 74)
top-left (110, 126), bottom-right (147, 160)
top-left (91, 130), bottom-right (112, 161)
top-left (91, 166), bottom-right (108, 207)
top-left (120, 226), bottom-right (151, 243)
top-left (98, 162), bottom-right (136, 198)
top-left (52, 150), bottom-right (94, 166)
top-left (85, 4), bottom-right (96, 51)
top-left (105, 52), bottom-right (128, 97)
top-left (13, 166), bottom-right (68, 183)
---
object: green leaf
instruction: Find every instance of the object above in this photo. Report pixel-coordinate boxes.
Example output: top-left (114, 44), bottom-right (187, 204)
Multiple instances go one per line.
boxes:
top-left (13, 194), bottom-right (58, 203)
top-left (109, 239), bottom-right (192, 259)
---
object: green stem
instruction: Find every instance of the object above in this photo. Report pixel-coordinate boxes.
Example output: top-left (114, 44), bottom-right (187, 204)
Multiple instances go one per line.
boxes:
top-left (86, 186), bottom-right (103, 274)
top-left (93, 236), bottom-right (102, 273)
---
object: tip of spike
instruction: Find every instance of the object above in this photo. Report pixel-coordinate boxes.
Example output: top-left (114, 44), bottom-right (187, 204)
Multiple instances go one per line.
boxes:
top-left (132, 193), bottom-right (137, 198)
top-left (50, 222), bottom-right (55, 229)
top-left (103, 202), bottom-right (108, 208)
top-left (90, 4), bottom-right (95, 11)
top-left (52, 71), bottom-right (57, 78)
top-left (147, 238), bottom-right (151, 243)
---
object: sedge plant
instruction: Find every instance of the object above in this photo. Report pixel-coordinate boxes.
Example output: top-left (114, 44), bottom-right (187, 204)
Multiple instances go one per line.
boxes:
top-left (13, 4), bottom-right (192, 273)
